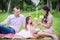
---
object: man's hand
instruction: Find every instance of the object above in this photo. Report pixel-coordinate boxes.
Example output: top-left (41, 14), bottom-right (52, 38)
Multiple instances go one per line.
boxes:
top-left (0, 22), bottom-right (6, 26)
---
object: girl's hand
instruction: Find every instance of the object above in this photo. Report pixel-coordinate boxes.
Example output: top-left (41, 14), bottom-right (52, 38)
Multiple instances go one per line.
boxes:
top-left (31, 28), bottom-right (37, 34)
top-left (37, 22), bottom-right (41, 25)
top-left (40, 22), bottom-right (42, 25)
top-left (40, 22), bottom-right (44, 25)
top-left (33, 22), bottom-right (38, 27)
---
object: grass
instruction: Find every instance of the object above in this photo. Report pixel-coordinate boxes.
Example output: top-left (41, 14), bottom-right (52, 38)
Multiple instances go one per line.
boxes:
top-left (0, 10), bottom-right (60, 40)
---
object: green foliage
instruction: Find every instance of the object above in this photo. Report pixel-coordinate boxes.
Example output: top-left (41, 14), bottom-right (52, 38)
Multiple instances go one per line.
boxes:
top-left (0, 0), bottom-right (60, 13)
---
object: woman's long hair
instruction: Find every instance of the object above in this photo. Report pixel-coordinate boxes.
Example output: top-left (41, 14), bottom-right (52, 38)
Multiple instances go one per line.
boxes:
top-left (25, 16), bottom-right (32, 30)
top-left (42, 6), bottom-right (50, 23)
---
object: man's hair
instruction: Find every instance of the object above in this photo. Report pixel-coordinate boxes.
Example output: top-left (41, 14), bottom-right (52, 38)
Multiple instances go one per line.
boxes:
top-left (14, 6), bottom-right (20, 9)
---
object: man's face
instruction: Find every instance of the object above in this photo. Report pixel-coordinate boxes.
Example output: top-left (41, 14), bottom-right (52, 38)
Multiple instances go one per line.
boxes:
top-left (13, 7), bottom-right (20, 17)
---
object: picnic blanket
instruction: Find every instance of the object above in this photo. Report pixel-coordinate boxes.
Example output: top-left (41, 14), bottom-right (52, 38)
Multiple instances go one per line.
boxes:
top-left (0, 34), bottom-right (24, 39)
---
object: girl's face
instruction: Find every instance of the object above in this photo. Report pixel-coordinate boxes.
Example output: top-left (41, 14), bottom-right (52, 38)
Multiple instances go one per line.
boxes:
top-left (28, 17), bottom-right (32, 24)
top-left (42, 9), bottom-right (46, 15)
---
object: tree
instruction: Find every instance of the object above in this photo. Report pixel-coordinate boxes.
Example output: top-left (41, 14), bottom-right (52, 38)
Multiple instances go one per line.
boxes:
top-left (52, 0), bottom-right (60, 12)
top-left (47, 0), bottom-right (52, 12)
top-left (7, 0), bottom-right (11, 13)
top-left (55, 0), bottom-right (60, 12)
top-left (0, 0), bottom-right (9, 13)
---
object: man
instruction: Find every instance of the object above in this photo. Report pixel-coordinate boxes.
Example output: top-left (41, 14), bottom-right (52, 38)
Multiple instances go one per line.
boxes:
top-left (0, 7), bottom-right (25, 34)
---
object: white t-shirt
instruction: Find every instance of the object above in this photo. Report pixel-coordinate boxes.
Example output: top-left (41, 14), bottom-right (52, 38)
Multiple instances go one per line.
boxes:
top-left (3, 14), bottom-right (25, 33)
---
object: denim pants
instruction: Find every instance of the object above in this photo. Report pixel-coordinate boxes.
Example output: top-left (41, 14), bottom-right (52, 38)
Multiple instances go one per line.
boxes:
top-left (0, 25), bottom-right (15, 34)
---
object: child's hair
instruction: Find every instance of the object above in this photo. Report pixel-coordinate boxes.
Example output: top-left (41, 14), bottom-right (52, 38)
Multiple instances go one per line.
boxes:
top-left (25, 16), bottom-right (32, 30)
top-left (42, 6), bottom-right (50, 23)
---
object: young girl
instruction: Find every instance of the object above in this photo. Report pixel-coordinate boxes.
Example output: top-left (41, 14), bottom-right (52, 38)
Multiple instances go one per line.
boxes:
top-left (17, 16), bottom-right (36, 38)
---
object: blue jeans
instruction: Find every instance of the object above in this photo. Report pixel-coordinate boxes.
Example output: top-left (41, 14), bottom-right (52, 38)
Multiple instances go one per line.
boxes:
top-left (0, 25), bottom-right (15, 34)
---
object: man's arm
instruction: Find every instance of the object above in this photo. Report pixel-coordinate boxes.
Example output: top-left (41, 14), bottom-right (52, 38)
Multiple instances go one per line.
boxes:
top-left (22, 17), bottom-right (26, 29)
top-left (0, 22), bottom-right (6, 25)
top-left (0, 15), bottom-right (11, 25)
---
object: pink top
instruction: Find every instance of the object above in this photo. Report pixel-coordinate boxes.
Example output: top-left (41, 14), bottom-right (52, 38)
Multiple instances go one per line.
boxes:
top-left (27, 24), bottom-right (40, 33)
top-left (44, 14), bottom-right (54, 34)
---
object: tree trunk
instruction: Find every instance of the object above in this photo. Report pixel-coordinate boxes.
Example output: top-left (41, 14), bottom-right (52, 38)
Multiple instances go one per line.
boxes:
top-left (7, 0), bottom-right (11, 13)
top-left (56, 0), bottom-right (60, 12)
top-left (47, 0), bottom-right (52, 12)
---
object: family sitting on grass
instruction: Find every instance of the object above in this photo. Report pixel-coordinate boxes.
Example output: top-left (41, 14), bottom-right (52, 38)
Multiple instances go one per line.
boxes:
top-left (0, 6), bottom-right (58, 40)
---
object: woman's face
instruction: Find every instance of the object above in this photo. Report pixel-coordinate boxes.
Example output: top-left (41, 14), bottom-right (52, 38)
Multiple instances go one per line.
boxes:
top-left (42, 9), bottom-right (46, 15)
top-left (28, 17), bottom-right (32, 24)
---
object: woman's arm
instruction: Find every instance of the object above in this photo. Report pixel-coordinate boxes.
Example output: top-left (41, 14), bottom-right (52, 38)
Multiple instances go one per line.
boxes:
top-left (40, 22), bottom-right (51, 29)
top-left (40, 15), bottom-right (52, 29)
top-left (0, 16), bottom-right (10, 25)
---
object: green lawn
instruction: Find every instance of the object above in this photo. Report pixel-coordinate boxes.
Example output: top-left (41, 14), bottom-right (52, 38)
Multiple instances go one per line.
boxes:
top-left (0, 10), bottom-right (60, 40)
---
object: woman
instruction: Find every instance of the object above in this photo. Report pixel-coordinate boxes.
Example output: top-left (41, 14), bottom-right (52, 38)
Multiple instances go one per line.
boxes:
top-left (40, 6), bottom-right (54, 34)
top-left (33, 6), bottom-right (58, 40)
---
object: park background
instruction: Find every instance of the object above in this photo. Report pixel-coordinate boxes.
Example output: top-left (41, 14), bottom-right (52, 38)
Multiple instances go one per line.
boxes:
top-left (0, 0), bottom-right (60, 40)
